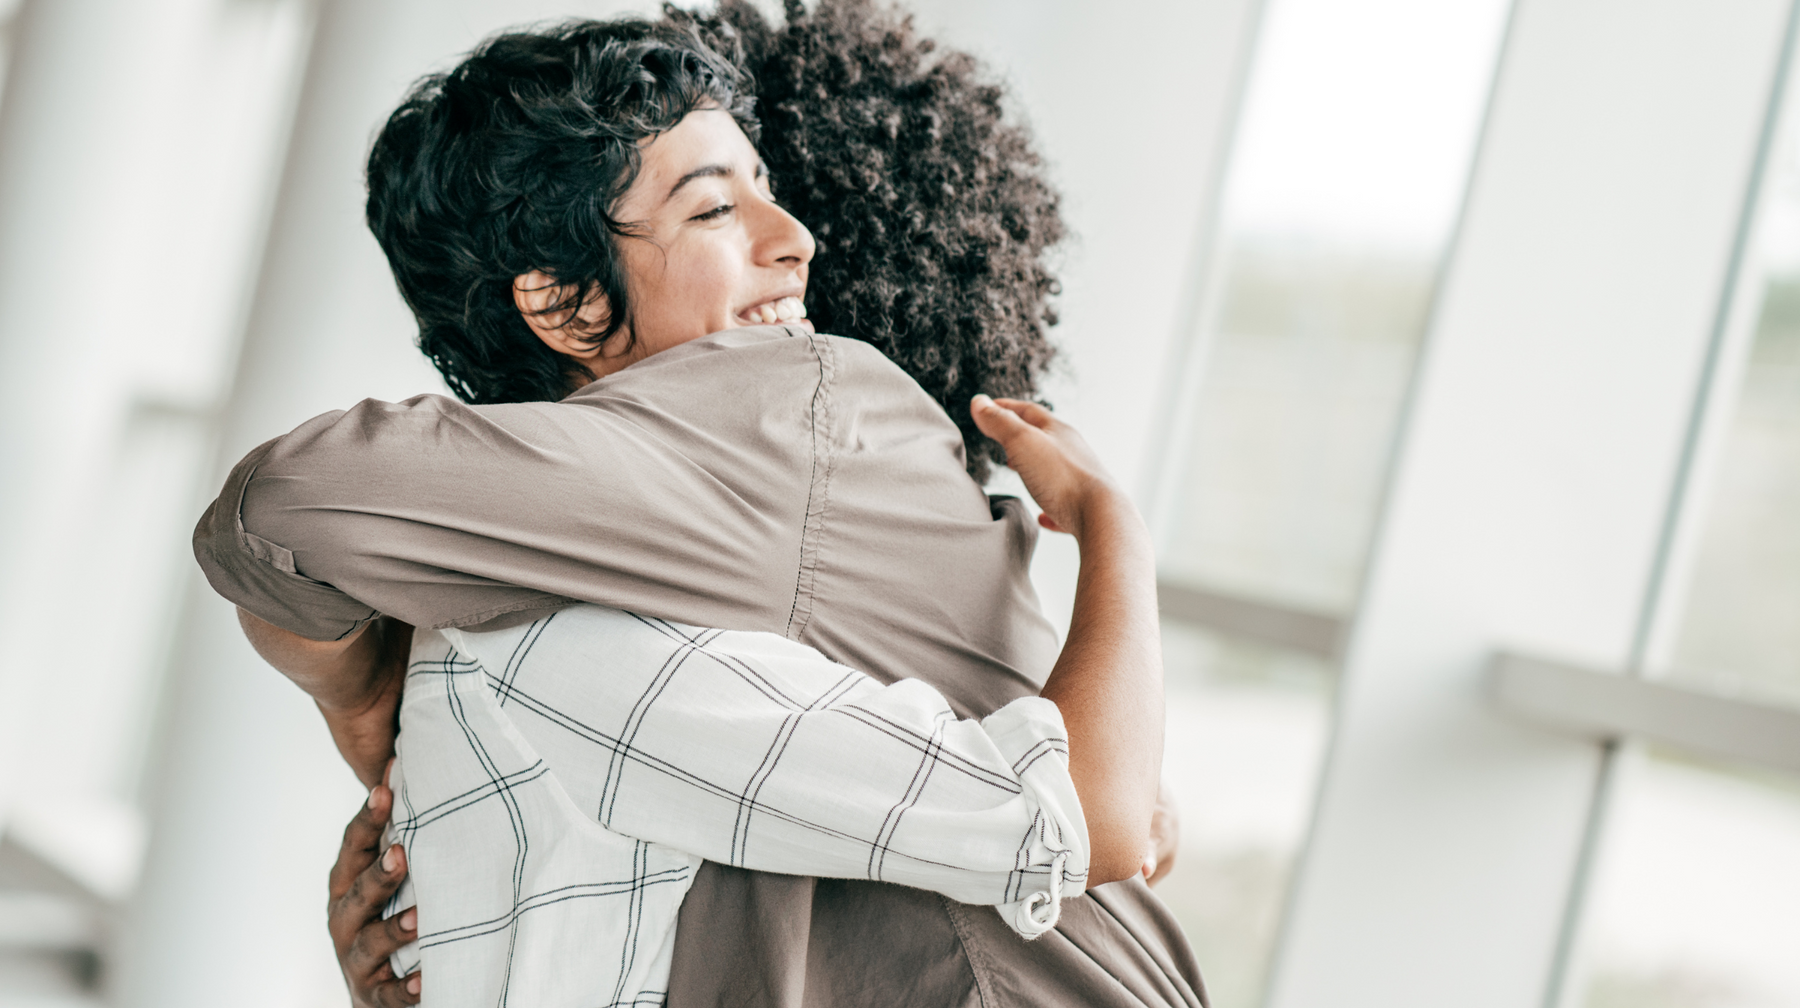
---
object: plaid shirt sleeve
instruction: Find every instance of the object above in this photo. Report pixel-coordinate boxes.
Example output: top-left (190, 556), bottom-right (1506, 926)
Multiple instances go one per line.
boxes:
top-left (441, 605), bottom-right (1089, 938)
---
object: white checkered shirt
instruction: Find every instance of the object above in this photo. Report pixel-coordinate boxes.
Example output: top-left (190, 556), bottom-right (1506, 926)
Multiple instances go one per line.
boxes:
top-left (384, 605), bottom-right (1088, 1008)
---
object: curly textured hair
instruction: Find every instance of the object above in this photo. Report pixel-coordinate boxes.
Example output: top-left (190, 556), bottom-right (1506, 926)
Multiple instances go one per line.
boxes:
top-left (676, 0), bottom-right (1064, 480)
top-left (367, 0), bottom-right (1064, 481)
top-left (365, 18), bottom-right (758, 404)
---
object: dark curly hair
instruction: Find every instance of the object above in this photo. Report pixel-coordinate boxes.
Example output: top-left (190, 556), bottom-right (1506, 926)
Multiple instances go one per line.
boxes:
top-left (367, 0), bottom-right (1064, 481)
top-left (366, 18), bottom-right (758, 404)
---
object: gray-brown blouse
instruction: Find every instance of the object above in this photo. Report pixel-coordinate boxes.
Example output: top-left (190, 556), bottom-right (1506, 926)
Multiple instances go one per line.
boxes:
top-left (194, 324), bottom-right (1207, 1008)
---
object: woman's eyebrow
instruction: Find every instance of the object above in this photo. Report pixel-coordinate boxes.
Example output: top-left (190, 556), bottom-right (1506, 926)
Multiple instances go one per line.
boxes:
top-left (664, 164), bottom-right (733, 203)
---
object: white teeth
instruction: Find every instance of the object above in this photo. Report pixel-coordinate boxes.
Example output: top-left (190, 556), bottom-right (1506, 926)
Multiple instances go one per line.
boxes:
top-left (745, 298), bottom-right (807, 325)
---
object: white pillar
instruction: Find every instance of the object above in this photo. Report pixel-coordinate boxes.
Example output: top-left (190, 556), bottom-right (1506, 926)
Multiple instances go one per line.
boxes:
top-left (0, 0), bottom-right (203, 834)
top-left (1265, 2), bottom-right (1795, 1006)
top-left (116, 1), bottom-right (634, 1005)
top-left (0, 0), bottom-right (307, 905)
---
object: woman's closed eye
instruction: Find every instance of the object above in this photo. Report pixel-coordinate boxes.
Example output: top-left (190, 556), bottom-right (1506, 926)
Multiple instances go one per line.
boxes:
top-left (690, 202), bottom-right (734, 222)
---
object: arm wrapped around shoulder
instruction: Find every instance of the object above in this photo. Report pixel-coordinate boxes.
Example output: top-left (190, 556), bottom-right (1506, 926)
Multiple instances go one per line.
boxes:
top-left (433, 610), bottom-right (1091, 939)
top-left (192, 385), bottom-right (803, 641)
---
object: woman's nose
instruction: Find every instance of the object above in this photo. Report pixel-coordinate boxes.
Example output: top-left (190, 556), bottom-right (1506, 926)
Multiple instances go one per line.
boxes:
top-left (752, 198), bottom-right (816, 267)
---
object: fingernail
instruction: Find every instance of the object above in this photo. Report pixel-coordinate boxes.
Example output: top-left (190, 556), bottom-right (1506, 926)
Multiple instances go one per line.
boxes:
top-left (400, 908), bottom-right (417, 932)
top-left (972, 394), bottom-right (993, 409)
top-left (407, 974), bottom-right (421, 996)
top-left (382, 845), bottom-right (400, 873)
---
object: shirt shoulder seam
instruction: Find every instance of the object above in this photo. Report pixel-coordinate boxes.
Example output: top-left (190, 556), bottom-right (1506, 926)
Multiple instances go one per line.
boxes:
top-left (784, 329), bottom-right (837, 640)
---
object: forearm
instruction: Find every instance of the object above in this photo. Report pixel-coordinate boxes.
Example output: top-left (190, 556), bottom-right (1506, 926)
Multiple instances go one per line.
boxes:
top-left (1036, 491), bottom-right (1163, 884)
top-left (427, 611), bottom-right (1088, 937)
top-left (238, 608), bottom-right (384, 711)
top-left (238, 609), bottom-right (411, 786)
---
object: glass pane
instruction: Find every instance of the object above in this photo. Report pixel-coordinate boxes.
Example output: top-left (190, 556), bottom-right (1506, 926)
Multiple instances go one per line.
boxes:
top-left (1158, 239), bottom-right (1433, 612)
top-left (1664, 192), bottom-right (1800, 710)
top-left (1156, 622), bottom-right (1332, 1008)
top-left (1578, 751), bottom-right (1800, 1008)
top-left (1155, 0), bottom-right (1508, 615)
top-left (1576, 48), bottom-right (1800, 1008)
top-left (1146, 2), bottom-right (1506, 1005)
top-left (1661, 47), bottom-right (1800, 711)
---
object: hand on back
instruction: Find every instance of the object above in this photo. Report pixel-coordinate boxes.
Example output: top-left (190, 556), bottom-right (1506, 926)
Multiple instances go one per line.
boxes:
top-left (970, 395), bottom-right (1121, 540)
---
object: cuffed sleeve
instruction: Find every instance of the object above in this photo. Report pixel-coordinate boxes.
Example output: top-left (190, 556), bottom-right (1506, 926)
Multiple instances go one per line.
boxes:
top-left (976, 697), bottom-right (1089, 937)
top-left (192, 432), bottom-right (378, 640)
top-left (429, 607), bottom-right (1088, 939)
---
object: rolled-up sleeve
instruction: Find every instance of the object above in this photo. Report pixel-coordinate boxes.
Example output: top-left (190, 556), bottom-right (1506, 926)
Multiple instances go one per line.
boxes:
top-left (443, 608), bottom-right (1089, 938)
top-left (193, 432), bottom-right (379, 640)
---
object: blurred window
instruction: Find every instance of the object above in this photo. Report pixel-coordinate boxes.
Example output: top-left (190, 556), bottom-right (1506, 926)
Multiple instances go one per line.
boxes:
top-left (1574, 65), bottom-right (1800, 1008)
top-left (1577, 752), bottom-right (1800, 1008)
top-left (1147, 0), bottom-right (1507, 1004)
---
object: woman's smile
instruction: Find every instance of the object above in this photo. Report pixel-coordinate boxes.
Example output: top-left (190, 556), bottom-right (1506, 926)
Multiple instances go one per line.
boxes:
top-left (736, 294), bottom-right (810, 328)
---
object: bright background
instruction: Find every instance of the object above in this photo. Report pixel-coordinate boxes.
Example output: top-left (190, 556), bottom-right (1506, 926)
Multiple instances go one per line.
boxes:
top-left (1, 0), bottom-right (1797, 1006)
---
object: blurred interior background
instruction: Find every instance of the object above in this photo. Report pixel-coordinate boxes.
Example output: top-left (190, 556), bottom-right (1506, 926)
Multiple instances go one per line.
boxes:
top-left (2, 0), bottom-right (1798, 1006)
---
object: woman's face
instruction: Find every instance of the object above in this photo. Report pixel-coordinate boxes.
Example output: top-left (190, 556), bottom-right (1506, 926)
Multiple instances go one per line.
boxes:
top-left (517, 107), bottom-right (816, 379)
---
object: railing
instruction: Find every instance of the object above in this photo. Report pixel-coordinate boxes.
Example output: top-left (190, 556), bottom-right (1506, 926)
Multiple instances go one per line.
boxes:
top-left (1156, 579), bottom-right (1345, 659)
top-left (1157, 575), bottom-right (1800, 776)
top-left (1487, 652), bottom-right (1800, 773)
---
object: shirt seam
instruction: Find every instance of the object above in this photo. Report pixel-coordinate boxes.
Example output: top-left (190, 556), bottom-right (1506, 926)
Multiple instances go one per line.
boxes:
top-left (428, 593), bottom-right (580, 631)
top-left (784, 329), bottom-right (837, 641)
top-left (942, 896), bottom-right (997, 1008)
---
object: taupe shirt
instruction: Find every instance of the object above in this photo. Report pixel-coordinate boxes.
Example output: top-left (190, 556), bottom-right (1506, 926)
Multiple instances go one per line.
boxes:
top-left (195, 325), bottom-right (1206, 1008)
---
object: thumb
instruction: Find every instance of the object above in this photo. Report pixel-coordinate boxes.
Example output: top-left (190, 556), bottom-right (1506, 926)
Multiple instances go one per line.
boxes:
top-left (971, 394), bottom-right (1033, 446)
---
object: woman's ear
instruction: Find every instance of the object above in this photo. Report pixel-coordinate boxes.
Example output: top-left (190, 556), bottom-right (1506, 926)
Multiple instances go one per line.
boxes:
top-left (513, 271), bottom-right (614, 360)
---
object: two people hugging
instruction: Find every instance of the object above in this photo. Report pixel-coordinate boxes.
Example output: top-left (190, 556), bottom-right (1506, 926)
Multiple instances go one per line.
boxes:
top-left (195, 2), bottom-right (1206, 1005)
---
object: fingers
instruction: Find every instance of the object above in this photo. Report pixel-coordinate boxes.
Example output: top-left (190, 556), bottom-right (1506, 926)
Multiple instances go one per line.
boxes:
top-left (331, 786), bottom-right (391, 901)
top-left (330, 837), bottom-right (407, 953)
top-left (346, 903), bottom-right (418, 988)
top-left (393, 971), bottom-right (423, 1006)
top-left (357, 965), bottom-right (422, 1008)
top-left (971, 396), bottom-right (1060, 469)
top-left (346, 842), bottom-right (407, 933)
top-left (988, 397), bottom-right (1056, 430)
top-left (970, 394), bottom-right (1032, 442)
top-left (971, 395), bottom-right (1054, 434)
top-left (330, 784), bottom-right (419, 1007)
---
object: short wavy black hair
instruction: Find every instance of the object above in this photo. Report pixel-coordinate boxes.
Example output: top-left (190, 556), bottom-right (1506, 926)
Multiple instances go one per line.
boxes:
top-left (367, 0), bottom-right (1064, 481)
top-left (366, 18), bottom-right (758, 403)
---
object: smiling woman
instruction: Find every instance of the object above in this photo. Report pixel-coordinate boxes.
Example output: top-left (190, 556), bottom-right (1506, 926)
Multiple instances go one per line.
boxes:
top-left (364, 19), bottom-right (768, 406)
top-left (510, 105), bottom-right (819, 380)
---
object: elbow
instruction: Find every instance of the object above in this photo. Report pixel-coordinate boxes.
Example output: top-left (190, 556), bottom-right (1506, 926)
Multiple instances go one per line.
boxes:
top-left (1084, 826), bottom-right (1152, 886)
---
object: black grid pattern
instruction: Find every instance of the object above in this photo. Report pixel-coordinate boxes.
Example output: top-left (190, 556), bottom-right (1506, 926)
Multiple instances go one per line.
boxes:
top-left (383, 605), bottom-right (1087, 1008)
